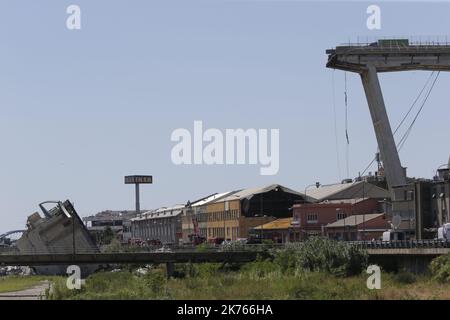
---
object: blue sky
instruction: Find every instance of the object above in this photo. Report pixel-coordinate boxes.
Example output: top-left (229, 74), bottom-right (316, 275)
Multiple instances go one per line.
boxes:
top-left (1, 1), bottom-right (449, 231)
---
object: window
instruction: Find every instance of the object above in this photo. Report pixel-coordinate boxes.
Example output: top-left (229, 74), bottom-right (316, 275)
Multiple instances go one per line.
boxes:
top-left (337, 212), bottom-right (347, 220)
top-left (307, 213), bottom-right (318, 223)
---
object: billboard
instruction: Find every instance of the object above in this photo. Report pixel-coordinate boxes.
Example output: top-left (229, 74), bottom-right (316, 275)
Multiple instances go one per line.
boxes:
top-left (124, 175), bottom-right (153, 184)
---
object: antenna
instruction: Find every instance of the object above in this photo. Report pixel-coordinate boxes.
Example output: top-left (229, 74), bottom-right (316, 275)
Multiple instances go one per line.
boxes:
top-left (392, 215), bottom-right (402, 230)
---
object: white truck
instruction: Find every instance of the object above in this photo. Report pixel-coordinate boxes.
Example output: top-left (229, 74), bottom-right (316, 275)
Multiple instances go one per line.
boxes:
top-left (437, 223), bottom-right (450, 240)
top-left (382, 230), bottom-right (407, 242)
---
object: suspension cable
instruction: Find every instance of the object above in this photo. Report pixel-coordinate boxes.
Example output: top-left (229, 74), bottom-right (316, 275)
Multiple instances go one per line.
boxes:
top-left (397, 71), bottom-right (440, 151)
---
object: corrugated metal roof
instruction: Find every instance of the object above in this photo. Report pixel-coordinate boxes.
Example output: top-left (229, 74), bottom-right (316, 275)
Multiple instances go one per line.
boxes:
top-left (306, 181), bottom-right (389, 201)
top-left (253, 218), bottom-right (293, 230)
top-left (321, 198), bottom-right (367, 204)
top-left (325, 213), bottom-right (384, 228)
top-left (217, 184), bottom-right (306, 202)
top-left (190, 191), bottom-right (236, 207)
top-left (131, 204), bottom-right (185, 221)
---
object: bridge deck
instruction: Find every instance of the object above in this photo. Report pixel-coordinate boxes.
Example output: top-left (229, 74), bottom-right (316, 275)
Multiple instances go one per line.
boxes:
top-left (1, 247), bottom-right (448, 266)
top-left (327, 44), bottom-right (450, 72)
top-left (367, 248), bottom-right (450, 256)
top-left (0, 251), bottom-right (259, 266)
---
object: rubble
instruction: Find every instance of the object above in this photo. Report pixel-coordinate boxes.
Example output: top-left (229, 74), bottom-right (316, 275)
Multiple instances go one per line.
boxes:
top-left (16, 200), bottom-right (100, 277)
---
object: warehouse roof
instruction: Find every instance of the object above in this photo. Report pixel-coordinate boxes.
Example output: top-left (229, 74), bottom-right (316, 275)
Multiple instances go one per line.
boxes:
top-left (131, 204), bottom-right (185, 221)
top-left (325, 213), bottom-right (384, 228)
top-left (218, 184), bottom-right (306, 202)
top-left (306, 181), bottom-right (389, 202)
top-left (253, 218), bottom-right (293, 230)
top-left (189, 191), bottom-right (236, 207)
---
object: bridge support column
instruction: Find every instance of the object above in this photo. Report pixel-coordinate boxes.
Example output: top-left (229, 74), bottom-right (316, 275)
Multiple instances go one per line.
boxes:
top-left (360, 65), bottom-right (407, 191)
top-left (166, 262), bottom-right (175, 279)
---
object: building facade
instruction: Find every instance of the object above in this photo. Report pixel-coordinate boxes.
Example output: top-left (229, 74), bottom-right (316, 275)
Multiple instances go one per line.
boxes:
top-left (325, 213), bottom-right (390, 241)
top-left (181, 192), bottom-right (234, 243)
top-left (131, 205), bottom-right (184, 244)
top-left (292, 198), bottom-right (383, 239)
top-left (251, 218), bottom-right (294, 243)
top-left (391, 165), bottom-right (450, 239)
top-left (83, 210), bottom-right (139, 244)
top-left (205, 184), bottom-right (307, 241)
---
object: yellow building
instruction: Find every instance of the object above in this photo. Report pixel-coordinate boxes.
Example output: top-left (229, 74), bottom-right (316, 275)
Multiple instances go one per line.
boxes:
top-left (206, 184), bottom-right (307, 241)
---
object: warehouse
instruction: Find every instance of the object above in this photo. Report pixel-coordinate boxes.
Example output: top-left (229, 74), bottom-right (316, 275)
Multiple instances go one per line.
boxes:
top-left (131, 205), bottom-right (185, 244)
top-left (181, 192), bottom-right (236, 244)
top-left (205, 184), bottom-right (307, 241)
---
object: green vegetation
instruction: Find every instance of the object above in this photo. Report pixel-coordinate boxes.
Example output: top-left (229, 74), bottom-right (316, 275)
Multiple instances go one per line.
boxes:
top-left (271, 237), bottom-right (368, 276)
top-left (100, 227), bottom-right (116, 245)
top-left (3, 239), bottom-right (449, 300)
top-left (46, 263), bottom-right (450, 300)
top-left (45, 238), bottom-right (449, 300)
top-left (430, 253), bottom-right (450, 283)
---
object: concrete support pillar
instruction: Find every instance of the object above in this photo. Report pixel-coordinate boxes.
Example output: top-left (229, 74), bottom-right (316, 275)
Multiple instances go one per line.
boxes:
top-left (166, 262), bottom-right (175, 279)
top-left (360, 65), bottom-right (407, 192)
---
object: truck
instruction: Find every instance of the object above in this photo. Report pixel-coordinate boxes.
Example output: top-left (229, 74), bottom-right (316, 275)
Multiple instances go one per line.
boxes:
top-left (437, 223), bottom-right (450, 240)
top-left (382, 230), bottom-right (408, 242)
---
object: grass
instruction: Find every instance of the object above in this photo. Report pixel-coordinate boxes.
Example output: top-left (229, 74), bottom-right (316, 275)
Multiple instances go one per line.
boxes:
top-left (5, 241), bottom-right (450, 300)
top-left (0, 276), bottom-right (57, 293)
top-left (44, 264), bottom-right (450, 300)
top-left (2, 266), bottom-right (448, 300)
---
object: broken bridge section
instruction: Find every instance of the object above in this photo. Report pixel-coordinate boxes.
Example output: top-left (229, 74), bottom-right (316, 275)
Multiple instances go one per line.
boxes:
top-left (15, 200), bottom-right (100, 277)
top-left (326, 39), bottom-right (450, 193)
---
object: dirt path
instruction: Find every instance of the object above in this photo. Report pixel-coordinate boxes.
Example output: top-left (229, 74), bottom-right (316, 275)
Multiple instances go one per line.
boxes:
top-left (0, 281), bottom-right (50, 300)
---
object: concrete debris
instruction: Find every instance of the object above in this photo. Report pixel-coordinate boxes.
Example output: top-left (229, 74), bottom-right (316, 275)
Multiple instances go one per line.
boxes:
top-left (16, 200), bottom-right (100, 277)
top-left (0, 266), bottom-right (34, 277)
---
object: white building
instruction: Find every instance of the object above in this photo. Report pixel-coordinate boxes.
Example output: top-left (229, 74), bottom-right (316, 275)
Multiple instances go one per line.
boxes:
top-left (131, 205), bottom-right (185, 244)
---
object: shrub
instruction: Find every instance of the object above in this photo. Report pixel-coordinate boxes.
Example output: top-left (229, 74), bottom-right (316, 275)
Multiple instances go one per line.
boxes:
top-left (144, 271), bottom-right (167, 293)
top-left (394, 270), bottom-right (417, 284)
top-left (430, 254), bottom-right (450, 283)
top-left (273, 237), bottom-right (368, 277)
top-left (196, 263), bottom-right (222, 277)
top-left (242, 258), bottom-right (280, 279)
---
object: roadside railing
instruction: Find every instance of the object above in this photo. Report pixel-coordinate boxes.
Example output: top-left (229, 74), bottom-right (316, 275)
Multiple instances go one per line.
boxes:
top-left (1, 240), bottom-right (449, 256)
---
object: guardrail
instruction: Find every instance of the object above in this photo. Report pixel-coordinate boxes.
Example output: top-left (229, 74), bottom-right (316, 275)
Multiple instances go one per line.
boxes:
top-left (347, 240), bottom-right (450, 249)
top-left (1, 240), bottom-right (449, 256)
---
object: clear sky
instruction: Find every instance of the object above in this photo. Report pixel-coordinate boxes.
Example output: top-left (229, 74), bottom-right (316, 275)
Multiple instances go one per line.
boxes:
top-left (1, 1), bottom-right (449, 231)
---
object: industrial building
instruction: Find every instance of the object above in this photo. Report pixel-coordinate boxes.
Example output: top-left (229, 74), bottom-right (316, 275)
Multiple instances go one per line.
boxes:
top-left (131, 205), bottom-right (185, 244)
top-left (391, 159), bottom-right (450, 239)
top-left (83, 210), bottom-right (139, 244)
top-left (181, 192), bottom-right (235, 243)
top-left (325, 213), bottom-right (390, 241)
top-left (292, 197), bottom-right (384, 240)
top-left (251, 218), bottom-right (294, 243)
top-left (305, 179), bottom-right (389, 202)
top-left (204, 184), bottom-right (307, 241)
top-left (127, 185), bottom-right (306, 245)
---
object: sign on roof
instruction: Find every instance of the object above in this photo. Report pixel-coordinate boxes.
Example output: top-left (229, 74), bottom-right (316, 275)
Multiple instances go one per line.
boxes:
top-left (124, 175), bottom-right (153, 184)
